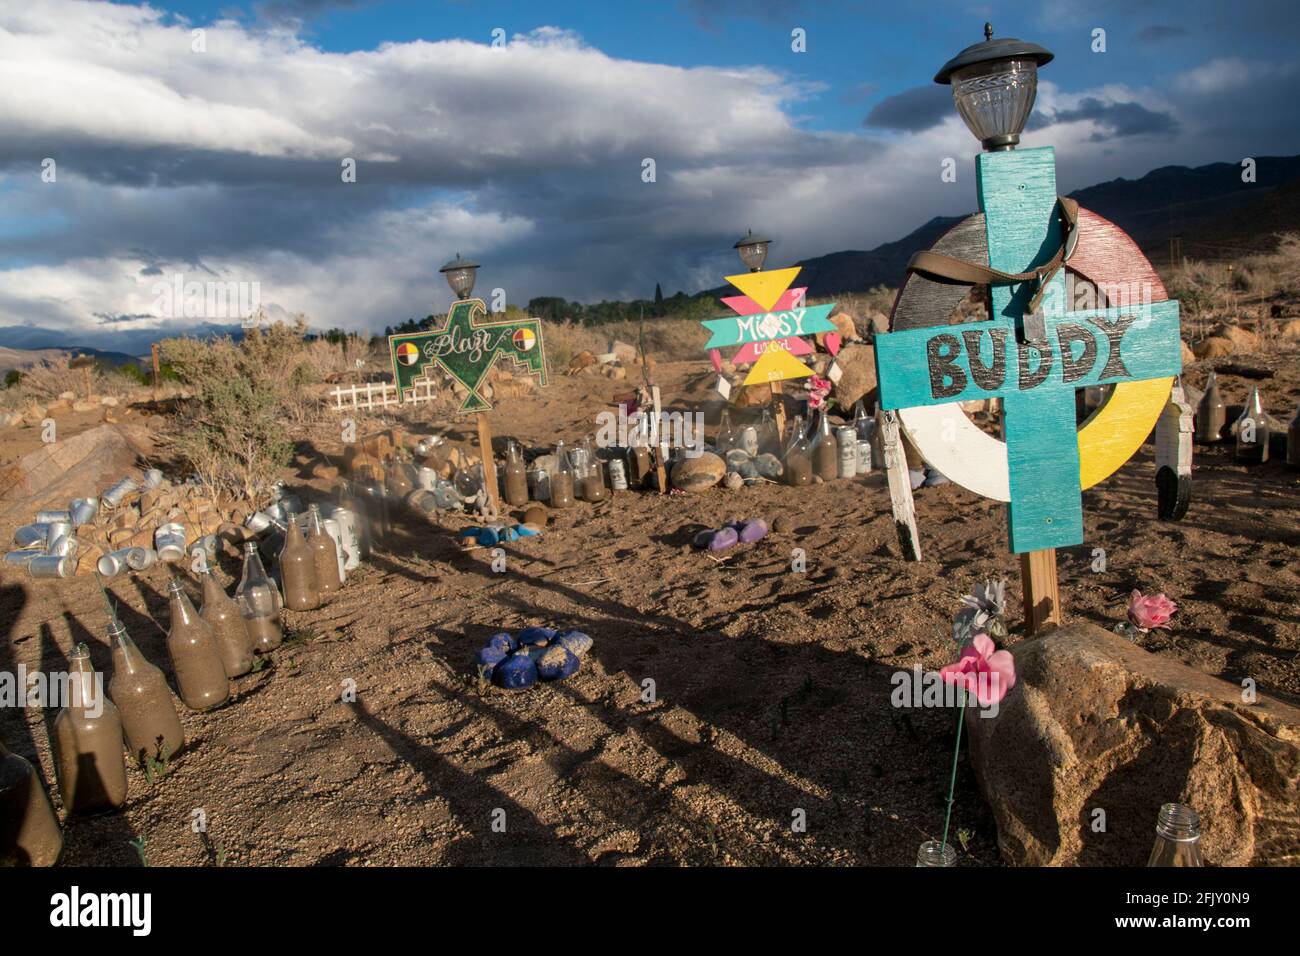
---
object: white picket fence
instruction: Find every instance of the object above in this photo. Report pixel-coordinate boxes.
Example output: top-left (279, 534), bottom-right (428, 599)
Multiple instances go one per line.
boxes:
top-left (329, 380), bottom-right (438, 412)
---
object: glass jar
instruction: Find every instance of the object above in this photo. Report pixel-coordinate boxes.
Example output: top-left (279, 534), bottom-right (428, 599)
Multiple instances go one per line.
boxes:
top-left (1147, 803), bottom-right (1204, 867)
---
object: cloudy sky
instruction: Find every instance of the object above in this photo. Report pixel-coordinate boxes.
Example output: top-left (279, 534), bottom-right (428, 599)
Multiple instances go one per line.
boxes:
top-left (1, 0), bottom-right (1297, 346)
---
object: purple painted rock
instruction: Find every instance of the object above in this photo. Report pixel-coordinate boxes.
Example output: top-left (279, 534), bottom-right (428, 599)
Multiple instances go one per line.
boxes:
top-left (692, 529), bottom-right (717, 549)
top-left (708, 526), bottom-right (739, 552)
top-left (737, 518), bottom-right (768, 543)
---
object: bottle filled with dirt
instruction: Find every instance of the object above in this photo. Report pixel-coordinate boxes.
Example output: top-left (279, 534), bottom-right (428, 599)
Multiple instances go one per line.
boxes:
top-left (757, 406), bottom-right (782, 456)
top-left (200, 570), bottom-right (254, 678)
top-left (783, 415), bottom-right (812, 486)
top-left (578, 437), bottom-right (609, 502)
top-left (0, 736), bottom-right (63, 866)
top-left (503, 440), bottom-right (529, 506)
top-left (165, 578), bottom-right (231, 712)
top-left (810, 408), bottom-right (838, 481)
top-left (278, 513), bottom-right (319, 611)
top-left (53, 644), bottom-right (128, 815)
top-left (551, 441), bottom-right (575, 509)
top-left (1234, 386), bottom-right (1270, 463)
top-left (307, 504), bottom-right (342, 600)
top-left (108, 619), bottom-right (185, 766)
top-left (715, 410), bottom-right (737, 453)
top-left (1194, 371), bottom-right (1226, 443)
top-left (237, 542), bottom-right (283, 652)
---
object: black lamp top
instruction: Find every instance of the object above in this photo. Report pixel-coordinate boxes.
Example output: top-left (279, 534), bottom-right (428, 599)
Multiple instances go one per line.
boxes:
top-left (934, 22), bottom-right (1054, 85)
top-left (733, 229), bottom-right (772, 249)
top-left (439, 253), bottom-right (479, 272)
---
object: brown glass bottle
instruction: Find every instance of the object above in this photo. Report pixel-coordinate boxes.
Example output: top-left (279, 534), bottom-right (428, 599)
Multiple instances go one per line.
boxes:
top-left (1234, 386), bottom-right (1270, 463)
top-left (236, 542), bottom-right (283, 651)
top-left (1194, 370), bottom-right (1226, 443)
top-left (810, 409), bottom-right (838, 480)
top-left (551, 441), bottom-right (575, 509)
top-left (0, 737), bottom-right (63, 866)
top-left (165, 579), bottom-right (231, 712)
top-left (53, 644), bottom-right (128, 815)
top-left (783, 416), bottom-right (812, 486)
top-left (200, 570), bottom-right (254, 678)
top-left (108, 620), bottom-right (186, 765)
top-left (307, 504), bottom-right (342, 600)
top-left (278, 514), bottom-right (319, 611)
top-left (503, 441), bottom-right (529, 506)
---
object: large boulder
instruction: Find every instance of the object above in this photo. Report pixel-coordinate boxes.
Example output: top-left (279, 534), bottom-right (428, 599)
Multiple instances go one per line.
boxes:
top-left (966, 622), bottom-right (1300, 866)
top-left (832, 342), bottom-right (878, 409)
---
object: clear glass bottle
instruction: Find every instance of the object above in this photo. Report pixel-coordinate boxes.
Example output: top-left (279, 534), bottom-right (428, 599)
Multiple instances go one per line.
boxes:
top-left (782, 415), bottom-right (812, 486)
top-left (1147, 803), bottom-right (1205, 867)
top-left (1234, 386), bottom-right (1270, 463)
top-left (166, 578), bottom-right (231, 711)
top-left (810, 407), bottom-right (838, 480)
top-left (53, 644), bottom-right (128, 814)
top-left (1194, 370), bottom-right (1226, 443)
top-left (503, 440), bottom-right (529, 506)
top-left (853, 399), bottom-right (872, 440)
top-left (200, 569), bottom-right (254, 677)
top-left (0, 736), bottom-right (63, 866)
top-left (915, 840), bottom-right (956, 867)
top-left (551, 440), bottom-right (575, 509)
top-left (578, 437), bottom-right (609, 502)
top-left (237, 542), bottom-right (283, 652)
top-left (307, 504), bottom-right (342, 599)
top-left (715, 410), bottom-right (737, 453)
top-left (278, 511), bottom-right (319, 611)
top-left (108, 619), bottom-right (185, 764)
top-left (757, 406), bottom-right (782, 456)
top-left (384, 456), bottom-right (414, 499)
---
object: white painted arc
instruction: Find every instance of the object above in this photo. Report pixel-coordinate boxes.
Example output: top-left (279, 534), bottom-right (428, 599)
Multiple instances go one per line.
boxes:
top-left (899, 404), bottom-right (1011, 501)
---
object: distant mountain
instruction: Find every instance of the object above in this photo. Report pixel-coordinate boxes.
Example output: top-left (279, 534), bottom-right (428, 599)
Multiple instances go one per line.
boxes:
top-left (702, 154), bottom-right (1300, 301)
top-left (0, 322), bottom-right (245, 358)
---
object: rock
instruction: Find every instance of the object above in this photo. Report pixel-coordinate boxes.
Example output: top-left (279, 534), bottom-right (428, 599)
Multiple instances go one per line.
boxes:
top-left (736, 518), bottom-right (768, 543)
top-left (568, 351), bottom-right (596, 373)
top-left (536, 645), bottom-right (581, 681)
top-left (100, 396), bottom-right (119, 407)
top-left (518, 626), bottom-right (556, 646)
top-left (708, 526), bottom-right (738, 551)
top-left (1210, 322), bottom-right (1258, 350)
top-left (833, 342), bottom-right (878, 408)
top-left (72, 400), bottom-right (99, 413)
top-left (753, 453), bottom-right (783, 479)
top-left (58, 391), bottom-right (76, 401)
top-left (610, 340), bottom-right (638, 364)
top-left (604, 365), bottom-right (627, 381)
top-left (671, 451), bottom-right (725, 493)
top-left (493, 651), bottom-right (538, 690)
top-left (1193, 336), bottom-right (1236, 360)
top-left (773, 515), bottom-right (793, 534)
top-left (1180, 339), bottom-right (1195, 366)
top-left (722, 472), bottom-right (744, 490)
top-left (556, 630), bottom-right (592, 658)
top-left (1280, 318), bottom-right (1300, 340)
top-left (867, 311), bottom-right (890, 336)
top-left (965, 622), bottom-right (1300, 866)
top-left (0, 411), bottom-right (22, 427)
top-left (522, 504), bottom-right (547, 527)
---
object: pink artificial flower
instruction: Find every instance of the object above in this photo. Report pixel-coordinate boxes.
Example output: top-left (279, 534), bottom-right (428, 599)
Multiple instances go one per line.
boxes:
top-left (805, 376), bottom-right (832, 409)
top-left (939, 633), bottom-right (1016, 707)
top-left (1127, 590), bottom-right (1177, 631)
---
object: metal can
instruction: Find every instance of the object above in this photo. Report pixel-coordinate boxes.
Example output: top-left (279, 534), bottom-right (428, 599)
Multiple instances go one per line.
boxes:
top-left (416, 466), bottom-right (439, 491)
top-left (739, 426), bottom-right (759, 458)
top-left (142, 468), bottom-right (165, 489)
top-left (322, 517), bottom-right (348, 583)
top-left (837, 426), bottom-right (858, 478)
top-left (36, 510), bottom-right (73, 524)
top-left (98, 550), bottom-right (132, 577)
top-left (125, 547), bottom-right (156, 571)
top-left (13, 524), bottom-right (48, 548)
top-left (28, 555), bottom-right (72, 578)
top-left (607, 457), bottom-right (628, 491)
top-left (47, 534), bottom-right (78, 558)
top-left (101, 477), bottom-right (139, 508)
top-left (70, 498), bottom-right (99, 526)
top-left (326, 505), bottom-right (363, 571)
top-left (155, 523), bottom-right (187, 563)
top-left (856, 440), bottom-right (873, 474)
top-left (3, 549), bottom-right (43, 568)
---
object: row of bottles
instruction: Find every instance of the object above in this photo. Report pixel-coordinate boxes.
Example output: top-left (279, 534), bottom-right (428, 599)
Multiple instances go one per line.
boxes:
top-left (1196, 371), bottom-right (1300, 467)
top-left (779, 407), bottom-right (870, 486)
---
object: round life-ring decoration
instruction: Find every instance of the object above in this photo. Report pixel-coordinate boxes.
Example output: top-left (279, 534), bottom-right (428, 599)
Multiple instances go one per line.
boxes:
top-left (888, 208), bottom-right (1173, 502)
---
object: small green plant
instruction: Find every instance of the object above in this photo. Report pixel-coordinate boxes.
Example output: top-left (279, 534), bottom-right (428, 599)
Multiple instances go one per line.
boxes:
top-left (957, 828), bottom-right (973, 853)
top-left (249, 654), bottom-right (268, 673)
top-left (129, 836), bottom-right (148, 867)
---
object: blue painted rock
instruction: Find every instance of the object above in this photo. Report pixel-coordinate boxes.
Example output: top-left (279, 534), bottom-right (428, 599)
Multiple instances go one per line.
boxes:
top-left (724, 449), bottom-right (752, 472)
top-left (487, 632), bottom-right (517, 653)
top-left (708, 526), bottom-right (739, 551)
top-left (753, 453), bottom-right (783, 479)
top-left (493, 651), bottom-right (538, 689)
top-left (519, 625), bottom-right (557, 646)
top-left (476, 527), bottom-right (500, 547)
top-left (737, 460), bottom-right (760, 484)
top-left (477, 643), bottom-right (508, 680)
top-left (737, 518), bottom-right (768, 543)
top-left (556, 630), bottom-right (593, 657)
top-left (536, 645), bottom-right (581, 681)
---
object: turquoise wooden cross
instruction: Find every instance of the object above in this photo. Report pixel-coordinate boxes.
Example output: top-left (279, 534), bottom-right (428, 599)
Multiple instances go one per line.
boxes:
top-left (874, 147), bottom-right (1181, 553)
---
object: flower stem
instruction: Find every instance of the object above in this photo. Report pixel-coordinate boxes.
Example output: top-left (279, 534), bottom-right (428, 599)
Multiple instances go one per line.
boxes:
top-left (940, 691), bottom-right (967, 855)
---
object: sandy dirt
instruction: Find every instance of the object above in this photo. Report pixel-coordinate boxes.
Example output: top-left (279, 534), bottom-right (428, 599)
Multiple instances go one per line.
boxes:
top-left (1, 350), bottom-right (1297, 867)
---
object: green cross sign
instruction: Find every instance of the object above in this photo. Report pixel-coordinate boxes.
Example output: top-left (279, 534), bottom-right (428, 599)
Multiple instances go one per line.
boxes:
top-left (389, 297), bottom-right (547, 413)
top-left (874, 147), bottom-right (1181, 553)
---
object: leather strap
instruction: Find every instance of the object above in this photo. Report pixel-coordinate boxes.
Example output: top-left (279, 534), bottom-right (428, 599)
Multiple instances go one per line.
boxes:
top-left (905, 197), bottom-right (1080, 315)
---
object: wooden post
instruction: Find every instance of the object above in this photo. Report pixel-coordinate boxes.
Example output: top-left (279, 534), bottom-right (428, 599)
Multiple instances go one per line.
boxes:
top-left (651, 385), bottom-right (668, 494)
top-left (1156, 381), bottom-right (1193, 521)
top-left (1019, 548), bottom-right (1061, 635)
top-left (879, 410), bottom-right (921, 562)
top-left (476, 411), bottom-right (499, 509)
top-left (151, 343), bottom-right (161, 397)
top-left (769, 381), bottom-right (786, 446)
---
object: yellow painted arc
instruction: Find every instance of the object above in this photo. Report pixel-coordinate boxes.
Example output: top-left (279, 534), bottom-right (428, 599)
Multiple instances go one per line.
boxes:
top-left (725, 267), bottom-right (801, 312)
top-left (1077, 377), bottom-right (1173, 489)
top-left (741, 345), bottom-right (812, 386)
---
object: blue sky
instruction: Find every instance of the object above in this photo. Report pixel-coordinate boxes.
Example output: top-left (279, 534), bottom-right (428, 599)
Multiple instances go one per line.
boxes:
top-left (1, 0), bottom-right (1298, 344)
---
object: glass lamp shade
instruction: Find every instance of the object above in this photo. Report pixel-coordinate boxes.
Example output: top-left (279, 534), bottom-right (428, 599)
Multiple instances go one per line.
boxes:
top-left (444, 267), bottom-right (477, 299)
top-left (734, 231), bottom-right (771, 272)
top-left (950, 57), bottom-right (1039, 151)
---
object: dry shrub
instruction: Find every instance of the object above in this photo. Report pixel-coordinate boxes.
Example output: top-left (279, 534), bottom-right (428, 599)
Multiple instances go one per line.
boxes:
top-left (9, 355), bottom-right (107, 402)
top-left (161, 321), bottom-right (319, 505)
top-left (542, 317), bottom-right (707, 371)
top-left (297, 336), bottom-right (378, 382)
